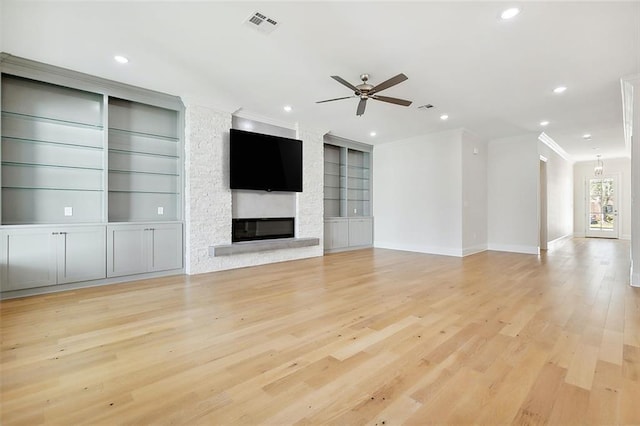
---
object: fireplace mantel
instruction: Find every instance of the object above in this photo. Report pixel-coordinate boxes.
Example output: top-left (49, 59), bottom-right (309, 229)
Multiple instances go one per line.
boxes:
top-left (210, 237), bottom-right (320, 257)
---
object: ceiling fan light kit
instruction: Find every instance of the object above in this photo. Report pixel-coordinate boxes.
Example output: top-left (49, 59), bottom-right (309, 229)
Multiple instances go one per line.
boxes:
top-left (317, 73), bottom-right (413, 116)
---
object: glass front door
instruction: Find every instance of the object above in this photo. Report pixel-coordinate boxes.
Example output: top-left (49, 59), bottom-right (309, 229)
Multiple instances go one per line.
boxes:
top-left (586, 176), bottom-right (619, 238)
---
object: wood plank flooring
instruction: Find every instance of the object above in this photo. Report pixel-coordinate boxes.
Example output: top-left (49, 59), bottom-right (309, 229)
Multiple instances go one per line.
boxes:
top-left (1, 238), bottom-right (639, 425)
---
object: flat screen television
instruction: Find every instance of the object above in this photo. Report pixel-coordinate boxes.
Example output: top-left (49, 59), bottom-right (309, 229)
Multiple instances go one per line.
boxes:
top-left (230, 128), bottom-right (303, 192)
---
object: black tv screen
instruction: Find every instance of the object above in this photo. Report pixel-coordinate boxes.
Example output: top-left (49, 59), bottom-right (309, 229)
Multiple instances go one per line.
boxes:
top-left (230, 128), bottom-right (303, 192)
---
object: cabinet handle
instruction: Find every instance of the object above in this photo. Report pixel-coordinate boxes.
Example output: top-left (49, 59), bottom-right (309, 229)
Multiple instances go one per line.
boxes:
top-left (52, 232), bottom-right (59, 235)
top-left (60, 232), bottom-right (67, 235)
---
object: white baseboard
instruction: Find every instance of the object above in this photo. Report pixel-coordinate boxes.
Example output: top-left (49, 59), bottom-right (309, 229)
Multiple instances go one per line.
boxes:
top-left (547, 233), bottom-right (572, 248)
top-left (632, 261), bottom-right (640, 287)
top-left (374, 241), bottom-right (463, 257)
top-left (574, 232), bottom-right (630, 240)
top-left (487, 243), bottom-right (539, 255)
top-left (462, 244), bottom-right (488, 257)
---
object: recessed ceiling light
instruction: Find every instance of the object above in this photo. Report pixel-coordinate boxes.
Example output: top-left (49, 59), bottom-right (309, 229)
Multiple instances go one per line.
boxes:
top-left (583, 133), bottom-right (592, 139)
top-left (370, 131), bottom-right (377, 137)
top-left (114, 55), bottom-right (129, 64)
top-left (500, 7), bottom-right (521, 20)
top-left (553, 86), bottom-right (567, 94)
top-left (283, 105), bottom-right (292, 112)
top-left (540, 120), bottom-right (549, 126)
top-left (440, 114), bottom-right (449, 121)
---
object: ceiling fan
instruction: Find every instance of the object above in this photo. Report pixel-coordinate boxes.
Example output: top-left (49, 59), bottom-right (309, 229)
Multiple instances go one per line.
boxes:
top-left (317, 73), bottom-right (412, 116)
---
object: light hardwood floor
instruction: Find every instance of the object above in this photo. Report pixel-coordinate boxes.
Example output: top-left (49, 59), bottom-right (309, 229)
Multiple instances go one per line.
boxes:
top-left (1, 238), bottom-right (639, 425)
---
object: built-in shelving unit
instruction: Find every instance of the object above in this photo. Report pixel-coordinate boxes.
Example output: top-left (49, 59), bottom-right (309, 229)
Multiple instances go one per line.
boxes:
top-left (1, 75), bottom-right (105, 224)
top-left (323, 137), bottom-right (374, 252)
top-left (108, 98), bottom-right (180, 222)
top-left (323, 144), bottom-right (345, 217)
top-left (346, 148), bottom-right (371, 217)
top-left (0, 54), bottom-right (185, 298)
top-left (323, 144), bottom-right (371, 218)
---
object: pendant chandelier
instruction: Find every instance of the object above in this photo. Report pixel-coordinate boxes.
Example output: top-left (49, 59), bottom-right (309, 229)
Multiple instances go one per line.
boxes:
top-left (594, 154), bottom-right (604, 177)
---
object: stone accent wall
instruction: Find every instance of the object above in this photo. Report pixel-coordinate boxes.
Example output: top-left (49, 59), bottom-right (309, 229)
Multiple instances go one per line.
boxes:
top-left (296, 125), bottom-right (325, 242)
top-left (184, 104), bottom-right (233, 274)
top-left (184, 103), bottom-right (323, 275)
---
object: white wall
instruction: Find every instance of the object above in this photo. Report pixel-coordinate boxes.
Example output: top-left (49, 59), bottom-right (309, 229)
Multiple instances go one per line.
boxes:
top-left (538, 142), bottom-right (573, 243)
top-left (461, 130), bottom-right (488, 255)
top-left (487, 133), bottom-right (539, 254)
top-left (373, 129), bottom-right (463, 256)
top-left (184, 103), bottom-right (323, 275)
top-left (623, 75), bottom-right (640, 287)
top-left (573, 157), bottom-right (631, 239)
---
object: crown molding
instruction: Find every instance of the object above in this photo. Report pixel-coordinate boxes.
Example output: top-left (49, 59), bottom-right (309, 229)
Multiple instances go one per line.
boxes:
top-left (324, 133), bottom-right (374, 153)
top-left (232, 108), bottom-right (297, 131)
top-left (0, 52), bottom-right (183, 111)
top-left (621, 74), bottom-right (640, 157)
top-left (538, 132), bottom-right (573, 163)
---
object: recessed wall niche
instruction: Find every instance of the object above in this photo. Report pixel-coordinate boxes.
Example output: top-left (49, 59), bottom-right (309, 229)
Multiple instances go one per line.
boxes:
top-left (230, 116), bottom-right (297, 221)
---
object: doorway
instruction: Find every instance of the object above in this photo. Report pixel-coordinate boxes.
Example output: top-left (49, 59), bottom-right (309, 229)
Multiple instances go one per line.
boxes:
top-left (586, 175), bottom-right (619, 238)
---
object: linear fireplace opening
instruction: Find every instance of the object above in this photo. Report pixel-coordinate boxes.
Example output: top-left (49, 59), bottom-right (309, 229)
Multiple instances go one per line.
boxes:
top-left (232, 217), bottom-right (295, 243)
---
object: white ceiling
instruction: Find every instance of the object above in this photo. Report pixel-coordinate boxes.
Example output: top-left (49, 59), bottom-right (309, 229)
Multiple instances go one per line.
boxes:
top-left (2, 1), bottom-right (639, 162)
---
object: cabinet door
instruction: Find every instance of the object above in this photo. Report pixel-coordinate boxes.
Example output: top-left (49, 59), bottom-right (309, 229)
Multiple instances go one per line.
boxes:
top-left (348, 218), bottom-right (373, 247)
top-left (325, 220), bottom-right (349, 250)
top-left (0, 228), bottom-right (57, 291)
top-left (57, 226), bottom-right (106, 284)
top-left (148, 224), bottom-right (183, 272)
top-left (106, 225), bottom-right (147, 278)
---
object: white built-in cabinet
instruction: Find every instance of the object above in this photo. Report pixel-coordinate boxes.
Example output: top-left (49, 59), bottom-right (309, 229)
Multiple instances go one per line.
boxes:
top-left (107, 223), bottom-right (182, 277)
top-left (324, 218), bottom-right (349, 250)
top-left (323, 138), bottom-right (374, 252)
top-left (323, 217), bottom-right (373, 251)
top-left (0, 55), bottom-right (184, 297)
top-left (348, 217), bottom-right (374, 247)
top-left (0, 225), bottom-right (106, 291)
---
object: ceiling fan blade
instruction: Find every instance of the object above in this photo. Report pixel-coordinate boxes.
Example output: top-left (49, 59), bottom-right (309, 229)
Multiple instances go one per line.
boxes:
top-left (371, 95), bottom-right (412, 107)
top-left (316, 95), bottom-right (356, 104)
top-left (370, 73), bottom-right (408, 94)
top-left (356, 98), bottom-right (367, 116)
top-left (331, 76), bottom-right (360, 93)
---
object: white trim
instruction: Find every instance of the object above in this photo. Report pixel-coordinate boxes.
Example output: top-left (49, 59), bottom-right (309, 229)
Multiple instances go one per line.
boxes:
top-left (324, 134), bottom-right (374, 153)
top-left (487, 243), bottom-right (539, 255)
top-left (374, 241), bottom-right (463, 257)
top-left (181, 95), bottom-right (235, 116)
top-left (233, 108), bottom-right (297, 131)
top-left (547, 233), bottom-right (572, 248)
top-left (539, 154), bottom-right (548, 162)
top-left (1, 53), bottom-right (183, 110)
top-left (632, 261), bottom-right (640, 287)
top-left (621, 234), bottom-right (631, 240)
top-left (538, 132), bottom-right (573, 163)
top-left (462, 244), bottom-right (488, 257)
top-left (621, 75), bottom-right (639, 157)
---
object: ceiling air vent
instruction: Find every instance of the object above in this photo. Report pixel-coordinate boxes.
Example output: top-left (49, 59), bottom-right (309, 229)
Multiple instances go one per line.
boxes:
top-left (418, 104), bottom-right (434, 110)
top-left (244, 11), bottom-right (280, 35)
